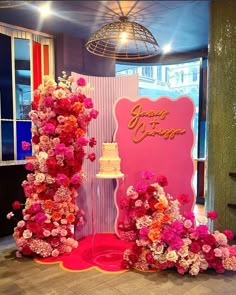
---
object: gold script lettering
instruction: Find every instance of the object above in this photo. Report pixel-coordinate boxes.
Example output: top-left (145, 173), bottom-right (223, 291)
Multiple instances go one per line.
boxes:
top-left (128, 104), bottom-right (169, 129)
top-left (127, 103), bottom-right (186, 143)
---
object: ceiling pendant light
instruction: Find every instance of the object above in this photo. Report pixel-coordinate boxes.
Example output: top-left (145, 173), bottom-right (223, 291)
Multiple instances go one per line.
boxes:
top-left (86, 16), bottom-right (160, 60)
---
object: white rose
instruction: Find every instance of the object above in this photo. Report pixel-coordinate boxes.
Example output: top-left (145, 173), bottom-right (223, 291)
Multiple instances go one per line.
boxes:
top-left (166, 250), bottom-right (178, 262)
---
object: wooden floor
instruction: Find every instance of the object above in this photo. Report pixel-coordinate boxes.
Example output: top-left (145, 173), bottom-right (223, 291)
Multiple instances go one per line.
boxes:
top-left (1, 231), bottom-right (236, 295)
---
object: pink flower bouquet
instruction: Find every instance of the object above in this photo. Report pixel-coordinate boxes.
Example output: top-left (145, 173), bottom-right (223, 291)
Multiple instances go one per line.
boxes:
top-left (121, 171), bottom-right (236, 275)
top-left (12, 73), bottom-right (98, 257)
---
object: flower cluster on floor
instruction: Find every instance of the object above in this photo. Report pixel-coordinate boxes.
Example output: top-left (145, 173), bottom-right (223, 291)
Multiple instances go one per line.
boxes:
top-left (11, 73), bottom-right (98, 258)
top-left (120, 171), bottom-right (236, 275)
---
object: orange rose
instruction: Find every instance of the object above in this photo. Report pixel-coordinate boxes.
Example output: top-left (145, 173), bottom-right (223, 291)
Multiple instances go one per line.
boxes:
top-left (75, 128), bottom-right (85, 138)
top-left (52, 212), bottom-right (62, 221)
top-left (71, 102), bottom-right (83, 113)
top-left (148, 229), bottom-right (160, 242)
top-left (44, 200), bottom-right (54, 210)
top-left (66, 213), bottom-right (75, 224)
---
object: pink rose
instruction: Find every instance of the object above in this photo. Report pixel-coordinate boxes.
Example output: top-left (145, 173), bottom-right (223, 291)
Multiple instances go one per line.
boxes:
top-left (177, 194), bottom-right (191, 204)
top-left (21, 141), bottom-right (31, 151)
top-left (214, 248), bottom-right (222, 257)
top-left (6, 212), bottom-right (14, 219)
top-left (202, 244), bottom-right (211, 253)
top-left (17, 220), bottom-right (25, 228)
top-left (90, 109), bottom-right (99, 119)
top-left (51, 249), bottom-right (60, 257)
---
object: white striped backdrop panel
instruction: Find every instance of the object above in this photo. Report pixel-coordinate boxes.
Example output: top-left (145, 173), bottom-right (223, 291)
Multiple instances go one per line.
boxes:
top-left (71, 73), bottom-right (139, 239)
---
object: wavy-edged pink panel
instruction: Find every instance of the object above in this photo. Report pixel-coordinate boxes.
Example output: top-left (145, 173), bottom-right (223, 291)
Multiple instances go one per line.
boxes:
top-left (113, 96), bottom-right (195, 237)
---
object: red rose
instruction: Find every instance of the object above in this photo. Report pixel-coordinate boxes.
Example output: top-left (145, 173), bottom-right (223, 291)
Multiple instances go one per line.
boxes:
top-left (89, 137), bottom-right (97, 147)
top-left (129, 253), bottom-right (138, 264)
top-left (156, 175), bottom-right (168, 187)
top-left (146, 185), bottom-right (156, 195)
top-left (12, 201), bottom-right (21, 210)
top-left (88, 152), bottom-right (96, 162)
top-left (146, 252), bottom-right (155, 264)
top-left (21, 245), bottom-right (32, 256)
top-left (207, 211), bottom-right (218, 220)
top-left (121, 260), bottom-right (131, 269)
top-left (204, 234), bottom-right (216, 246)
top-left (149, 198), bottom-right (158, 211)
top-left (132, 244), bottom-right (143, 256)
top-left (32, 135), bottom-right (40, 144)
top-left (190, 241), bottom-right (201, 253)
top-left (177, 194), bottom-right (191, 204)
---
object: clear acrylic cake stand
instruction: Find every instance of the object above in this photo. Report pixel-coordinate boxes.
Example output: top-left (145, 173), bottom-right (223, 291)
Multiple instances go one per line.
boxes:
top-left (91, 174), bottom-right (125, 269)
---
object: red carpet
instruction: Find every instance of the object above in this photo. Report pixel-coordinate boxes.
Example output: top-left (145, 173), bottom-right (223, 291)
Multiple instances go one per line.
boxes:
top-left (35, 233), bottom-right (132, 273)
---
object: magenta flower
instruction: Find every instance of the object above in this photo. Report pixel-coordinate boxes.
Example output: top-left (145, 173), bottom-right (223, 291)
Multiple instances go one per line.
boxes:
top-left (169, 221), bottom-right (184, 234)
top-left (84, 98), bottom-right (93, 109)
top-left (25, 162), bottom-right (35, 171)
top-left (90, 109), bottom-right (99, 119)
top-left (134, 182), bottom-right (148, 194)
top-left (77, 77), bottom-right (86, 87)
top-left (30, 203), bottom-right (41, 213)
top-left (43, 123), bottom-right (56, 135)
top-left (141, 170), bottom-right (154, 180)
top-left (56, 173), bottom-right (69, 186)
top-left (77, 137), bottom-right (89, 146)
top-left (43, 96), bottom-right (54, 108)
top-left (55, 143), bottom-right (66, 155)
top-left (71, 173), bottom-right (82, 185)
top-left (195, 224), bottom-right (209, 238)
top-left (207, 211), bottom-right (218, 220)
top-left (183, 211), bottom-right (195, 221)
top-left (34, 212), bottom-right (47, 224)
top-left (139, 227), bottom-right (149, 238)
top-left (21, 141), bottom-right (31, 151)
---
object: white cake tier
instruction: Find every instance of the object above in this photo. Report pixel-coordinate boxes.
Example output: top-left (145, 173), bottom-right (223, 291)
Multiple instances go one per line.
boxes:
top-left (101, 142), bottom-right (119, 158)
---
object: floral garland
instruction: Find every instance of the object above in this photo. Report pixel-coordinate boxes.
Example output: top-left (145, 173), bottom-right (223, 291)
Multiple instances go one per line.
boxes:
top-left (121, 171), bottom-right (236, 275)
top-left (9, 72), bottom-right (98, 258)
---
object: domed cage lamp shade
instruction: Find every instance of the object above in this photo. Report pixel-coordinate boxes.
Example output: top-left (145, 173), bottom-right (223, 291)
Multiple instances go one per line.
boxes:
top-left (0, 1), bottom-right (30, 8)
top-left (86, 17), bottom-right (160, 60)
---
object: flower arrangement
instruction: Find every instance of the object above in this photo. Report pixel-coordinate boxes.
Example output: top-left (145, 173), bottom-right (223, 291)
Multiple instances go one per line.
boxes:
top-left (10, 72), bottom-right (98, 258)
top-left (120, 171), bottom-right (236, 275)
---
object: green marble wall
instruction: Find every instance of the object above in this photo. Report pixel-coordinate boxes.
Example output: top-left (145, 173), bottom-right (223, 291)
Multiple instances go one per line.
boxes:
top-left (206, 0), bottom-right (236, 232)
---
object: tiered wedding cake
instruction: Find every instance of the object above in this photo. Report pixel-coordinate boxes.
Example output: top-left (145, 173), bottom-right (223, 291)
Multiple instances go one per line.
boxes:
top-left (96, 142), bottom-right (124, 178)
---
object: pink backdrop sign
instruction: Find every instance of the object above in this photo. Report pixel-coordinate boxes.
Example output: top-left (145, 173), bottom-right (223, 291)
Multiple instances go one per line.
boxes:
top-left (113, 96), bottom-right (195, 237)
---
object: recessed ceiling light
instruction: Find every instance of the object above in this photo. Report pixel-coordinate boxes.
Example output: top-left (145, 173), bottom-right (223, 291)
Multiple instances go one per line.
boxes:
top-left (162, 44), bottom-right (172, 54)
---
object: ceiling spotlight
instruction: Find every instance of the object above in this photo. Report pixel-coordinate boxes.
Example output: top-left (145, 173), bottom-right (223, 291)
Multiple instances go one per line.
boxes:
top-left (162, 44), bottom-right (172, 54)
top-left (86, 16), bottom-right (160, 60)
top-left (39, 3), bottom-right (51, 17)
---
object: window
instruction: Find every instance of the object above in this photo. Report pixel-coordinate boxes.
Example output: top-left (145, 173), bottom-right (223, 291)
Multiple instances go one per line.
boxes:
top-left (141, 66), bottom-right (153, 78)
top-left (180, 70), bottom-right (184, 83)
top-left (165, 67), bottom-right (170, 82)
top-left (0, 24), bottom-right (54, 163)
top-left (192, 68), bottom-right (198, 81)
